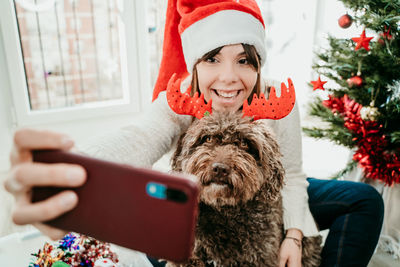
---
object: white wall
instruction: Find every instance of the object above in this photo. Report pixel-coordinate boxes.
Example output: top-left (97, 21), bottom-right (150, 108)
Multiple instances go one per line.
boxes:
top-left (0, 25), bottom-right (14, 172)
top-left (260, 0), bottom-right (318, 116)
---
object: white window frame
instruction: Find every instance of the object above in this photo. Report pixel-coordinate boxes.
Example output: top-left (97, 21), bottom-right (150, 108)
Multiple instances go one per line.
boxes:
top-left (0, 0), bottom-right (151, 127)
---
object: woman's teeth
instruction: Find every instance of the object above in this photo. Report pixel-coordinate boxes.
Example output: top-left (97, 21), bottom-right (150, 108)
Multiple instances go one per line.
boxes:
top-left (215, 90), bottom-right (240, 98)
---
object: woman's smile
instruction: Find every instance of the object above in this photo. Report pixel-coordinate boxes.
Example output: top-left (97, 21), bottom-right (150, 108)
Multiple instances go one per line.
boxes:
top-left (196, 44), bottom-right (258, 112)
top-left (211, 89), bottom-right (244, 104)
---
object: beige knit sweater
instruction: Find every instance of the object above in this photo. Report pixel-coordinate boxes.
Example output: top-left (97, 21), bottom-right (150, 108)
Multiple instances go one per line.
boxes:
top-left (79, 79), bottom-right (319, 237)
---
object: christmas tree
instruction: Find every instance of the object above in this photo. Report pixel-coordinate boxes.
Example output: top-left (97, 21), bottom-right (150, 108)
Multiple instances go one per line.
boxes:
top-left (304, 0), bottom-right (400, 186)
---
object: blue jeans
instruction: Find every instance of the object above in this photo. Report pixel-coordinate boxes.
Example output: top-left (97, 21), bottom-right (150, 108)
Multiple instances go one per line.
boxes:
top-left (307, 178), bottom-right (384, 267)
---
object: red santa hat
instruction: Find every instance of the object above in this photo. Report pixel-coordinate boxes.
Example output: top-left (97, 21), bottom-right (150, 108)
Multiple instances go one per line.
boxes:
top-left (152, 0), bottom-right (266, 101)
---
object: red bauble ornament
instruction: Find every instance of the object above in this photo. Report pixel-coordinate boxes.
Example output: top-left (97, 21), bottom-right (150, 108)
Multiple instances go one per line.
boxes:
top-left (338, 14), bottom-right (353, 28)
top-left (347, 76), bottom-right (363, 87)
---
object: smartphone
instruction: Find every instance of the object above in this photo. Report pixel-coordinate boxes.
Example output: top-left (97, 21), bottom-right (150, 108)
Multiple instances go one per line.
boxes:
top-left (32, 149), bottom-right (199, 262)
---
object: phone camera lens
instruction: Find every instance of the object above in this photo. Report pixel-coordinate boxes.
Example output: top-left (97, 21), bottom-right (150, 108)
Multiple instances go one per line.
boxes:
top-left (166, 188), bottom-right (188, 203)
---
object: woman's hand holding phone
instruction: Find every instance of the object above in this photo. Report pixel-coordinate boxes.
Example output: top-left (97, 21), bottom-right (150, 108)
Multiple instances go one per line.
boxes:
top-left (3, 129), bottom-right (86, 240)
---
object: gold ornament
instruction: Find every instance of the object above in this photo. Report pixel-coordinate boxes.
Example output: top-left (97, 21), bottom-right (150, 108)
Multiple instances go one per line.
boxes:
top-left (360, 106), bottom-right (379, 121)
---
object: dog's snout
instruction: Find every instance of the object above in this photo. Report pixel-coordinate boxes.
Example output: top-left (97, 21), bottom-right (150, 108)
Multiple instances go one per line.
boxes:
top-left (212, 162), bottom-right (230, 177)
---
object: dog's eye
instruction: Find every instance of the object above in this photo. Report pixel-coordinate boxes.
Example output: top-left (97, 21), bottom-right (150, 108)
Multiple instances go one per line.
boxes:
top-left (240, 139), bottom-right (248, 149)
top-left (236, 138), bottom-right (250, 149)
top-left (244, 140), bottom-right (260, 161)
top-left (199, 135), bottom-right (212, 145)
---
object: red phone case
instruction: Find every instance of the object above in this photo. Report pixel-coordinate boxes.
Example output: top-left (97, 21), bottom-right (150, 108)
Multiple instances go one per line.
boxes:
top-left (32, 150), bottom-right (199, 262)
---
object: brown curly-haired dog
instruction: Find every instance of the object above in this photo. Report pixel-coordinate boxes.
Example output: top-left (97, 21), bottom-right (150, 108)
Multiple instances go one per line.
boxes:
top-left (168, 112), bottom-right (321, 267)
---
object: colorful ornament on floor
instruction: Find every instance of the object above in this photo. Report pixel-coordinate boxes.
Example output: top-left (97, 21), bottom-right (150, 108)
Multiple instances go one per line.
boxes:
top-left (310, 76), bottom-right (327, 91)
top-left (58, 233), bottom-right (77, 251)
top-left (28, 232), bottom-right (119, 267)
top-left (346, 76), bottom-right (363, 87)
top-left (323, 94), bottom-right (400, 185)
top-left (351, 30), bottom-right (373, 51)
top-left (338, 14), bottom-right (353, 28)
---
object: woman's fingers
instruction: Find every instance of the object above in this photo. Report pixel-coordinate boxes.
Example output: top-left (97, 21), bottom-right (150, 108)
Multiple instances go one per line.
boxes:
top-left (14, 128), bottom-right (74, 150)
top-left (5, 128), bottom-right (81, 235)
top-left (279, 257), bottom-right (287, 267)
top-left (33, 223), bottom-right (68, 241)
top-left (12, 190), bottom-right (78, 225)
top-left (4, 162), bottom-right (86, 194)
top-left (11, 129), bottom-right (74, 165)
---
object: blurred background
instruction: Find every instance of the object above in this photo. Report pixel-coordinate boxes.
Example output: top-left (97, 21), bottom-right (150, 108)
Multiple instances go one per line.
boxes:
top-left (0, 0), bottom-right (398, 266)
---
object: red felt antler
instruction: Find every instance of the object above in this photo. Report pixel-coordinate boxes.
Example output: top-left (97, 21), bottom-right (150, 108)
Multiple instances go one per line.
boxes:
top-left (243, 78), bottom-right (296, 120)
top-left (166, 73), bottom-right (212, 119)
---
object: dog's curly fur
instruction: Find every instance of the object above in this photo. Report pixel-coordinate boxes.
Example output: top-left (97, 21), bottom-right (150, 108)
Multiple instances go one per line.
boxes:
top-left (168, 112), bottom-right (321, 267)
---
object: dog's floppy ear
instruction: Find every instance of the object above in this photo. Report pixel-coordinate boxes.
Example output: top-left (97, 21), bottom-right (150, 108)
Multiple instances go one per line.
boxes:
top-left (264, 155), bottom-right (285, 201)
top-left (171, 131), bottom-right (186, 172)
top-left (258, 127), bottom-right (285, 201)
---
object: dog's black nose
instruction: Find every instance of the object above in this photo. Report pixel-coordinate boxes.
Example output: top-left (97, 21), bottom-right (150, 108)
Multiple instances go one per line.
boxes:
top-left (212, 162), bottom-right (230, 177)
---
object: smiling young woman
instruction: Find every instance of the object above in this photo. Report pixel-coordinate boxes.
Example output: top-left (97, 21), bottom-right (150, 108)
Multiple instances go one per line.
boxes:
top-left (191, 43), bottom-right (261, 112)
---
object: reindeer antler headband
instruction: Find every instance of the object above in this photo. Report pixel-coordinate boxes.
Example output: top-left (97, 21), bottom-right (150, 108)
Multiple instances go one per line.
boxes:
top-left (166, 73), bottom-right (296, 121)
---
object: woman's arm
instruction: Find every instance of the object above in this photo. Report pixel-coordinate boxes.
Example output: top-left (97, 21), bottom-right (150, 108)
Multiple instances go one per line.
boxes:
top-left (263, 79), bottom-right (319, 236)
top-left (277, 100), bottom-right (319, 236)
top-left (78, 91), bottom-right (192, 167)
top-left (268, 96), bottom-right (318, 267)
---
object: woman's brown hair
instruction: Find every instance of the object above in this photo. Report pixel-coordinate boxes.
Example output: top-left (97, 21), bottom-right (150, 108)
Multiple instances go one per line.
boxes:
top-left (190, 44), bottom-right (261, 105)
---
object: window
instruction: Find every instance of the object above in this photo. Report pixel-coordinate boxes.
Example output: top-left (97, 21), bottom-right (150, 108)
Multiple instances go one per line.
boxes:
top-left (0, 0), bottom-right (148, 126)
top-left (146, 0), bottom-right (167, 89)
top-left (15, 0), bottom-right (126, 110)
